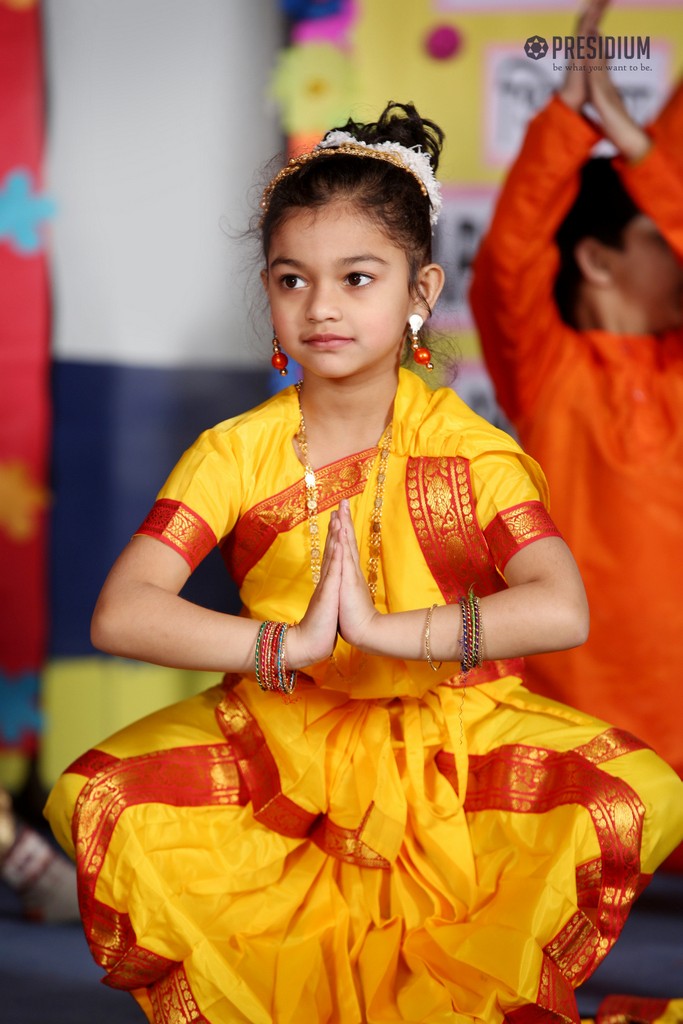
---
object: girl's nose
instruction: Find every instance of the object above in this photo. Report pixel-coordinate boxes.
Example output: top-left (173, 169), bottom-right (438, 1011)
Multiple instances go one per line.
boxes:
top-left (306, 283), bottom-right (341, 322)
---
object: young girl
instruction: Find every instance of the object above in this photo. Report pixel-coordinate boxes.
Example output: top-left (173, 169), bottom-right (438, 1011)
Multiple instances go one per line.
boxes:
top-left (46, 101), bottom-right (683, 1024)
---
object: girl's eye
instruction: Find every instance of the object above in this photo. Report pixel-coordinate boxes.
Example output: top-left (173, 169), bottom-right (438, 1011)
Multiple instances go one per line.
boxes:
top-left (346, 272), bottom-right (372, 287)
top-left (281, 274), bottom-right (305, 289)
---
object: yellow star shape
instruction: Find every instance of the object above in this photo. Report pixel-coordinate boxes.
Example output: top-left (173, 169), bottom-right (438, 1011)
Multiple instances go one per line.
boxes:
top-left (0, 460), bottom-right (49, 542)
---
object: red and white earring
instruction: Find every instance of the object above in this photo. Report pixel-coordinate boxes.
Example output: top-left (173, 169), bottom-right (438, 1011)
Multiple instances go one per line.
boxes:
top-left (409, 314), bottom-right (433, 371)
top-left (271, 334), bottom-right (288, 376)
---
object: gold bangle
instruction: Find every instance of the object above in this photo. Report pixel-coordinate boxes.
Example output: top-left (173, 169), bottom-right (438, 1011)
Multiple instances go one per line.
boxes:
top-left (424, 603), bottom-right (443, 672)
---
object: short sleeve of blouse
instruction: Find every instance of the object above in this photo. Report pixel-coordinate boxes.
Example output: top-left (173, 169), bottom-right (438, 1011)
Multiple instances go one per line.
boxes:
top-left (469, 447), bottom-right (562, 573)
top-left (134, 429), bottom-right (243, 571)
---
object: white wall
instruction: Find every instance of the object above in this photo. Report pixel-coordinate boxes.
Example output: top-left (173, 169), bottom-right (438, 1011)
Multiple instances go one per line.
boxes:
top-left (44, 0), bottom-right (282, 368)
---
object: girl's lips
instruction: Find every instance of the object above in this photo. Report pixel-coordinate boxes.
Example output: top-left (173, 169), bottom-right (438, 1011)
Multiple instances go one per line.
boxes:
top-left (303, 334), bottom-right (353, 348)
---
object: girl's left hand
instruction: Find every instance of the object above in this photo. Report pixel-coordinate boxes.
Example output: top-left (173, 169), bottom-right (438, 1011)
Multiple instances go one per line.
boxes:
top-left (336, 500), bottom-right (382, 648)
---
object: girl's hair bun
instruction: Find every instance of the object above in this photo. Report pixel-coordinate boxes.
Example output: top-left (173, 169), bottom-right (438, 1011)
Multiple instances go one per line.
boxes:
top-left (334, 101), bottom-right (445, 175)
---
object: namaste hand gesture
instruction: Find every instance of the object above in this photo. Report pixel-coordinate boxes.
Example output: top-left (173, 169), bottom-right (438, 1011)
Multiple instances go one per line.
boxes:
top-left (559, 0), bottom-right (611, 112)
top-left (334, 499), bottom-right (381, 648)
top-left (559, 0), bottom-right (650, 161)
top-left (286, 499), bottom-right (380, 668)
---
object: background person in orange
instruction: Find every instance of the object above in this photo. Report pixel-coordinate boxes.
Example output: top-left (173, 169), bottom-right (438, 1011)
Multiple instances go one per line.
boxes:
top-left (470, 0), bottom-right (683, 815)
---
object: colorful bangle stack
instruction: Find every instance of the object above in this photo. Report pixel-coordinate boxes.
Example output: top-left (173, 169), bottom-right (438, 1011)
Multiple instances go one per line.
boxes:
top-left (459, 588), bottom-right (483, 674)
top-left (254, 621), bottom-right (297, 697)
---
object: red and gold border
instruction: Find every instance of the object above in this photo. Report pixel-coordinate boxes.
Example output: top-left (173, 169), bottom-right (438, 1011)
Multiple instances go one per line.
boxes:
top-left (149, 965), bottom-right (212, 1024)
top-left (215, 683), bottom-right (390, 867)
top-left (72, 743), bottom-right (245, 983)
top-left (311, 802), bottom-right (390, 869)
top-left (215, 682), bottom-right (318, 838)
top-left (437, 728), bottom-right (650, 1020)
top-left (505, 980), bottom-right (578, 1023)
top-left (407, 457), bottom-right (562, 602)
top-left (68, 697), bottom-right (653, 1017)
top-left (135, 499), bottom-right (216, 571)
top-left (484, 501), bottom-right (562, 571)
top-left (505, 1005), bottom-right (576, 1024)
top-left (406, 457), bottom-right (566, 685)
top-left (70, 680), bottom-right (393, 994)
top-left (222, 448), bottom-right (378, 586)
top-left (406, 455), bottom-right (503, 602)
top-left (440, 657), bottom-right (526, 688)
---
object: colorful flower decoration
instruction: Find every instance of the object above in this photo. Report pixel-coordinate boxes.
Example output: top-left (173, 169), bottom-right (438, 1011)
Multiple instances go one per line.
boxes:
top-left (280, 0), bottom-right (344, 20)
top-left (270, 43), bottom-right (356, 135)
top-left (0, 670), bottom-right (42, 748)
top-left (0, 460), bottom-right (49, 542)
top-left (425, 25), bottom-right (463, 62)
top-left (292, 0), bottom-right (357, 47)
top-left (0, 169), bottom-right (56, 255)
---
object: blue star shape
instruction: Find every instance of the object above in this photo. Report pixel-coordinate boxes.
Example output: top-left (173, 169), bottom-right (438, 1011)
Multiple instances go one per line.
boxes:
top-left (0, 169), bottom-right (56, 255)
top-left (0, 670), bottom-right (43, 745)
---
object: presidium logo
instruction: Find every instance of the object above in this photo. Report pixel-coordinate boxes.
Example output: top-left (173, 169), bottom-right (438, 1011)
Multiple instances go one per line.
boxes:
top-left (524, 36), bottom-right (548, 60)
top-left (524, 33), bottom-right (651, 66)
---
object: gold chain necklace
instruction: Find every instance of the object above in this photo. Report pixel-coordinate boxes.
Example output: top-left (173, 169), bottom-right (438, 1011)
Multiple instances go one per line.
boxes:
top-left (295, 381), bottom-right (392, 599)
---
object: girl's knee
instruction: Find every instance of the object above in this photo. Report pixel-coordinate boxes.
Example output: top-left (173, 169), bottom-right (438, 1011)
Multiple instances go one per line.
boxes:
top-left (44, 770), bottom-right (86, 860)
top-left (635, 752), bottom-right (683, 873)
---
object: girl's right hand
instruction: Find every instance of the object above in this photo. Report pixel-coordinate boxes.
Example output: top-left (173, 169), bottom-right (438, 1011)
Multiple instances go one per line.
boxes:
top-left (285, 512), bottom-right (342, 669)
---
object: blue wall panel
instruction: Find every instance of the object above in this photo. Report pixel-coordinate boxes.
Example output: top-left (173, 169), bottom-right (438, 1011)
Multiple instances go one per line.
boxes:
top-left (49, 361), bottom-right (271, 656)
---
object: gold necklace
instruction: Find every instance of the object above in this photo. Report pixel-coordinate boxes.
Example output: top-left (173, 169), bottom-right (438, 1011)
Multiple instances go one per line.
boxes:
top-left (295, 381), bottom-right (392, 599)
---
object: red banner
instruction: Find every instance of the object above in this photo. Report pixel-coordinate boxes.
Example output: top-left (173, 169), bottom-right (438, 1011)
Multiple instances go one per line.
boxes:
top-left (0, 1), bottom-right (51, 751)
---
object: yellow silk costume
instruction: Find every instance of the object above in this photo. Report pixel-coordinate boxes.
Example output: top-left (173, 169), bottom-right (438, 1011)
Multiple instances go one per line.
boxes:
top-left (45, 370), bottom-right (683, 1024)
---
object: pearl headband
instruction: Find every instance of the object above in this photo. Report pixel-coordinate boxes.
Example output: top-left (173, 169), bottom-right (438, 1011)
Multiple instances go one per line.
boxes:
top-left (260, 129), bottom-right (442, 227)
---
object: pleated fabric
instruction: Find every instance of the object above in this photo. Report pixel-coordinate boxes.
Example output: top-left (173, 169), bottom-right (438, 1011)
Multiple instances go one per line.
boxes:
top-left (46, 674), bottom-right (683, 1024)
top-left (45, 372), bottom-right (683, 1022)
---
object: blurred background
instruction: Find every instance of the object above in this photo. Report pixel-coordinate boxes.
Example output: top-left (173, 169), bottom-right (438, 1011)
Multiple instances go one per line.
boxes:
top-left (1, 0), bottom-right (682, 891)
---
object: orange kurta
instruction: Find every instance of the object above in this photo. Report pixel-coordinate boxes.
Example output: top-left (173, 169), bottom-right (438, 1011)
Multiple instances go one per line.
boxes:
top-left (649, 77), bottom-right (683, 175)
top-left (470, 94), bottom-right (683, 780)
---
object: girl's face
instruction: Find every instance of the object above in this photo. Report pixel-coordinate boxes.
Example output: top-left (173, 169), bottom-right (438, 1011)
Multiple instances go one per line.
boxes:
top-left (263, 202), bottom-right (440, 385)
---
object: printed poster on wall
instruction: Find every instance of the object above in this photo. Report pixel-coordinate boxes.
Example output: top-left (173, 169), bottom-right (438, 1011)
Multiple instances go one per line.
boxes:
top-left (483, 40), bottom-right (672, 167)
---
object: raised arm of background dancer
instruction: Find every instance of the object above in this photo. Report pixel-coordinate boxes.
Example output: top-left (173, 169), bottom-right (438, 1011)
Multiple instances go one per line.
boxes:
top-left (593, 69), bottom-right (683, 260)
top-left (469, 96), bottom-right (600, 422)
top-left (574, 4), bottom-right (683, 257)
top-left (557, 0), bottom-right (611, 113)
top-left (90, 526), bottom-right (343, 675)
top-left (469, 0), bottom-right (607, 423)
top-left (648, 75), bottom-right (683, 175)
top-left (581, 42), bottom-right (650, 161)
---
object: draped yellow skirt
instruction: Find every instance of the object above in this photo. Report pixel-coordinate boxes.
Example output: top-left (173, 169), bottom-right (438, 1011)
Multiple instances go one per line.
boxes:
top-left (45, 673), bottom-right (683, 1024)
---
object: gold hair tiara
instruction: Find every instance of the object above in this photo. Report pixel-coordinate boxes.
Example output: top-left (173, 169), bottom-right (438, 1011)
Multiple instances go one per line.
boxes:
top-left (260, 134), bottom-right (441, 226)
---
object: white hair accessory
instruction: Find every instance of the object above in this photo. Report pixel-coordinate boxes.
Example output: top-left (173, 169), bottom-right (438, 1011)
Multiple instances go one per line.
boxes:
top-left (260, 129), bottom-right (443, 228)
top-left (315, 130), bottom-right (442, 226)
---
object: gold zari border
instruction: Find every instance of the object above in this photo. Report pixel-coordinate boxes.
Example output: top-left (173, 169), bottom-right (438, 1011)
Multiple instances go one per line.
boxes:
top-left (136, 499), bottom-right (216, 571)
top-left (223, 448), bottom-right (377, 586)
top-left (438, 728), bottom-right (649, 1021)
